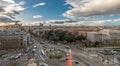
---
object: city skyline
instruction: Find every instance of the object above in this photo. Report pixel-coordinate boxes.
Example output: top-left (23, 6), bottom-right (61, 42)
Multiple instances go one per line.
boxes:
top-left (0, 0), bottom-right (120, 26)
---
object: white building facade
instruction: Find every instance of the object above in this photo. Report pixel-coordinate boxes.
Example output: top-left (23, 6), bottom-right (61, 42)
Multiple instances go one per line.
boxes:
top-left (87, 29), bottom-right (120, 44)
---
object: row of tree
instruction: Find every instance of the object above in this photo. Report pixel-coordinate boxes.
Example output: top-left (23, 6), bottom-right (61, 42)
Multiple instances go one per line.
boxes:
top-left (42, 30), bottom-right (86, 44)
top-left (30, 29), bottom-right (102, 47)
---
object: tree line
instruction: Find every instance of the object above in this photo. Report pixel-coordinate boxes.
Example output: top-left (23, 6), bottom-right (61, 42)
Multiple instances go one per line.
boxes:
top-left (30, 29), bottom-right (102, 47)
top-left (42, 30), bottom-right (86, 44)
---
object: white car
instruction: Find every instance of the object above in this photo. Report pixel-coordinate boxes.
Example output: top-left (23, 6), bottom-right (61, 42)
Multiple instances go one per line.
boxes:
top-left (34, 46), bottom-right (37, 48)
top-left (15, 53), bottom-right (22, 59)
top-left (32, 49), bottom-right (36, 53)
top-left (39, 62), bottom-right (49, 66)
top-left (41, 49), bottom-right (45, 56)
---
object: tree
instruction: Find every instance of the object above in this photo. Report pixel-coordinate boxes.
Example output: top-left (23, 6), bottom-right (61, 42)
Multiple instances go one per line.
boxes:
top-left (95, 41), bottom-right (100, 47)
top-left (76, 35), bottom-right (83, 41)
top-left (27, 58), bottom-right (36, 66)
top-left (65, 33), bottom-right (76, 44)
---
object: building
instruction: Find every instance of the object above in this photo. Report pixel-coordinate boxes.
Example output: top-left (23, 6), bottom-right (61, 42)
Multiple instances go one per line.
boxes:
top-left (87, 30), bottom-right (110, 43)
top-left (0, 30), bottom-right (30, 50)
top-left (87, 32), bottom-right (105, 43)
top-left (109, 30), bottom-right (120, 45)
top-left (109, 30), bottom-right (120, 39)
top-left (87, 29), bottom-right (120, 44)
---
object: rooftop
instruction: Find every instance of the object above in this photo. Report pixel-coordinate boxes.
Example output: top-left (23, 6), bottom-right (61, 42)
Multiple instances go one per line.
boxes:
top-left (0, 30), bottom-right (26, 36)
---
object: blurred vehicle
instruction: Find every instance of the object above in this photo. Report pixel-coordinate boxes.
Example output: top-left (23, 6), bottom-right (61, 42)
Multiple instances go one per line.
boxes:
top-left (33, 46), bottom-right (37, 48)
top-left (57, 43), bottom-right (61, 46)
top-left (29, 41), bottom-right (34, 45)
top-left (65, 46), bottom-right (70, 49)
top-left (9, 53), bottom-right (22, 60)
top-left (111, 50), bottom-right (120, 54)
top-left (43, 46), bottom-right (47, 48)
top-left (15, 53), bottom-right (22, 59)
top-left (41, 49), bottom-right (45, 56)
top-left (40, 42), bottom-right (44, 44)
top-left (39, 62), bottom-right (49, 66)
top-left (96, 50), bottom-right (109, 55)
top-left (9, 56), bottom-right (14, 60)
top-left (32, 48), bottom-right (36, 53)
top-left (24, 48), bottom-right (30, 53)
top-left (86, 63), bottom-right (91, 66)
top-left (59, 57), bottom-right (67, 62)
top-left (73, 60), bottom-right (79, 64)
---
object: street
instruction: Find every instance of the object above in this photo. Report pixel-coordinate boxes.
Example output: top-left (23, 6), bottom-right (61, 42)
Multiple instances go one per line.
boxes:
top-left (0, 35), bottom-right (119, 66)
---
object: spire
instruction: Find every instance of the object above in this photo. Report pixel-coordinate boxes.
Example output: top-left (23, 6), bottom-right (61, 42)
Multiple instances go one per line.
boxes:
top-left (66, 49), bottom-right (72, 66)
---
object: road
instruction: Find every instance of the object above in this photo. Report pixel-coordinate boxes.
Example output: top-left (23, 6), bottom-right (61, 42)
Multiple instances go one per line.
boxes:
top-left (31, 37), bottom-right (91, 66)
top-left (0, 35), bottom-right (117, 66)
top-left (32, 36), bottom-right (66, 66)
top-left (31, 35), bottom-right (108, 66)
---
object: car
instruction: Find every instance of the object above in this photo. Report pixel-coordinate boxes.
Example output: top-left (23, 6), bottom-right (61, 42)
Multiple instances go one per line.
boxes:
top-left (43, 46), bottom-right (47, 48)
top-left (32, 49), bottom-right (36, 53)
top-left (41, 49), bottom-right (45, 56)
top-left (113, 50), bottom-right (120, 53)
top-left (9, 53), bottom-right (22, 60)
top-left (23, 48), bottom-right (30, 53)
top-left (9, 56), bottom-right (15, 60)
top-left (59, 58), bottom-right (67, 62)
top-left (39, 62), bottom-right (49, 66)
top-left (33, 46), bottom-right (37, 48)
top-left (65, 46), bottom-right (70, 49)
top-left (86, 64), bottom-right (91, 66)
top-left (29, 41), bottom-right (34, 45)
top-left (14, 53), bottom-right (22, 59)
top-left (40, 42), bottom-right (44, 44)
top-left (111, 50), bottom-right (120, 55)
top-left (74, 61), bottom-right (79, 64)
top-left (96, 50), bottom-right (109, 55)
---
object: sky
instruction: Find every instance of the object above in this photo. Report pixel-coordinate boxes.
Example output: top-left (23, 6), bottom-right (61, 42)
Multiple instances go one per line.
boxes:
top-left (0, 0), bottom-right (120, 26)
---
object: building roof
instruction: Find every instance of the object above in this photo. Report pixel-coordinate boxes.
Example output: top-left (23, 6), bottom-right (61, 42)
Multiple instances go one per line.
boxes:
top-left (87, 32), bottom-right (102, 34)
top-left (0, 30), bottom-right (26, 36)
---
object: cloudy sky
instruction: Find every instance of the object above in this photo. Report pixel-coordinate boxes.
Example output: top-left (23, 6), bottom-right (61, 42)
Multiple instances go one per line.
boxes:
top-left (0, 0), bottom-right (120, 26)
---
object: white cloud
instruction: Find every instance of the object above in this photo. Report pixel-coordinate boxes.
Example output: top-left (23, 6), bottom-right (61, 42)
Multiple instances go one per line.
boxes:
top-left (19, 1), bottom-right (25, 5)
top-left (45, 19), bottom-right (76, 24)
top-left (65, 19), bottom-right (120, 26)
top-left (44, 19), bottom-right (120, 26)
top-left (33, 2), bottom-right (45, 8)
top-left (2, 0), bottom-right (15, 3)
top-left (21, 19), bottom-right (120, 26)
top-left (0, 0), bottom-right (25, 22)
top-left (63, 0), bottom-right (120, 18)
top-left (46, 20), bottom-right (68, 23)
top-left (33, 15), bottom-right (42, 19)
top-left (45, 19), bottom-right (101, 26)
top-left (63, 21), bottom-right (103, 26)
